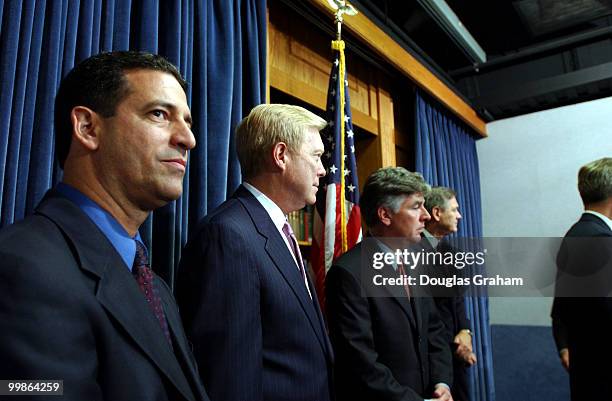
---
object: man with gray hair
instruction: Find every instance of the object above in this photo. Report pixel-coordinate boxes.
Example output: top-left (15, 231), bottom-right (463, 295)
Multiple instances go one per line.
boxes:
top-left (176, 104), bottom-right (334, 401)
top-left (327, 167), bottom-right (453, 401)
top-left (423, 187), bottom-right (476, 401)
top-left (551, 157), bottom-right (612, 401)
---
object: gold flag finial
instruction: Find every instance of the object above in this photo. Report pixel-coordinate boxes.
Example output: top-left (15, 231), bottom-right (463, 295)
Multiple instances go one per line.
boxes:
top-left (326, 0), bottom-right (358, 39)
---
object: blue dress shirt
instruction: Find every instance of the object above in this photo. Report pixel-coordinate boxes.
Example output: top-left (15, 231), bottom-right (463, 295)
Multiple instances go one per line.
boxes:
top-left (56, 183), bottom-right (144, 271)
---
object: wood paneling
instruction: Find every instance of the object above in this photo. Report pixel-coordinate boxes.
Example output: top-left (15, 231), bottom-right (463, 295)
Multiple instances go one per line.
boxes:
top-left (307, 0), bottom-right (487, 137)
top-left (354, 136), bottom-right (380, 190)
top-left (376, 87), bottom-right (396, 167)
top-left (269, 2), bottom-right (381, 136)
top-left (268, 1), bottom-right (418, 181)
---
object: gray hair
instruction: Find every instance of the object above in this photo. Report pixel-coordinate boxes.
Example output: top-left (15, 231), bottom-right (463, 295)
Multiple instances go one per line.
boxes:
top-left (360, 167), bottom-right (430, 228)
top-left (235, 104), bottom-right (326, 179)
top-left (578, 157), bottom-right (612, 204)
top-left (424, 186), bottom-right (457, 214)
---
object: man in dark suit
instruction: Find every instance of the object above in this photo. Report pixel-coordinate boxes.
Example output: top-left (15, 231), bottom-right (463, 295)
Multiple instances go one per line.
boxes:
top-left (423, 187), bottom-right (476, 401)
top-left (552, 157), bottom-right (612, 401)
top-left (326, 167), bottom-right (453, 401)
top-left (0, 51), bottom-right (208, 401)
top-left (176, 104), bottom-right (333, 401)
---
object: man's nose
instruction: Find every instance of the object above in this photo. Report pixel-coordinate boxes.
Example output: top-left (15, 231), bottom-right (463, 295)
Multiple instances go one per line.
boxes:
top-left (172, 120), bottom-right (196, 151)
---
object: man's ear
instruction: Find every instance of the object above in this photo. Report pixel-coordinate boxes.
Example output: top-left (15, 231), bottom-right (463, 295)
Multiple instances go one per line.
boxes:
top-left (377, 206), bottom-right (393, 227)
top-left (271, 142), bottom-right (289, 171)
top-left (70, 106), bottom-right (101, 151)
top-left (431, 206), bottom-right (442, 222)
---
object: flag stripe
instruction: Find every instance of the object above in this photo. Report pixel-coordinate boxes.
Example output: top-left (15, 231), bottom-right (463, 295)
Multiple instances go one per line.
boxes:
top-left (310, 39), bottom-right (362, 312)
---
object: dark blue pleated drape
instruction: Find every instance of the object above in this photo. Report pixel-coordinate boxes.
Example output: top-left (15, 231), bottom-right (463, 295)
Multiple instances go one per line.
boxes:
top-left (415, 90), bottom-right (495, 401)
top-left (0, 0), bottom-right (266, 287)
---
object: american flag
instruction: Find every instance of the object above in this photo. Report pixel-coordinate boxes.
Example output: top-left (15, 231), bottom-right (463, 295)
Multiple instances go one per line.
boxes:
top-left (311, 40), bottom-right (362, 311)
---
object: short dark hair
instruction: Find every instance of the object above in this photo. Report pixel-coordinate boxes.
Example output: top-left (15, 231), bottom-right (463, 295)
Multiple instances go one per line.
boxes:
top-left (54, 51), bottom-right (187, 168)
top-left (360, 167), bottom-right (430, 228)
top-left (578, 157), bottom-right (612, 204)
top-left (424, 186), bottom-right (457, 214)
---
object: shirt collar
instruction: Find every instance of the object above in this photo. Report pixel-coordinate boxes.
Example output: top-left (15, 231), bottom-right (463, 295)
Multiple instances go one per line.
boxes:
top-left (243, 182), bottom-right (287, 232)
top-left (371, 236), bottom-right (400, 272)
top-left (584, 210), bottom-right (612, 232)
top-left (422, 228), bottom-right (439, 248)
top-left (56, 183), bottom-right (143, 271)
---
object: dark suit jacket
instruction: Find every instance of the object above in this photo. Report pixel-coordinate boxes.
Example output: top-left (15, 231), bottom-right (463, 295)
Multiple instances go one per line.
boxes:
top-left (326, 241), bottom-right (452, 401)
top-left (420, 236), bottom-right (471, 341)
top-left (0, 190), bottom-right (208, 401)
top-left (421, 235), bottom-right (472, 401)
top-left (176, 185), bottom-right (334, 401)
top-left (552, 212), bottom-right (612, 401)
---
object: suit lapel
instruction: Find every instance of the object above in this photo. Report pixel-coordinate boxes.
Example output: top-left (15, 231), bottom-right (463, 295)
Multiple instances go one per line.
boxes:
top-left (96, 268), bottom-right (195, 401)
top-left (161, 288), bottom-right (205, 401)
top-left (265, 236), bottom-right (331, 352)
top-left (412, 297), bottom-right (423, 335)
top-left (383, 264), bottom-right (417, 329)
top-left (36, 193), bottom-right (196, 401)
top-left (235, 186), bottom-right (331, 357)
top-left (366, 242), bottom-right (416, 328)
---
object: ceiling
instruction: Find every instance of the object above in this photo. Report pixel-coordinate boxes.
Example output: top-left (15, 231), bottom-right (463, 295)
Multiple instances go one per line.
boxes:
top-left (352, 0), bottom-right (612, 121)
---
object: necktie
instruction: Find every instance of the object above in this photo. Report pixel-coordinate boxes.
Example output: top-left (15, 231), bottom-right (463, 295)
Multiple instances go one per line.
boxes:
top-left (133, 241), bottom-right (172, 344)
top-left (397, 263), bottom-right (411, 299)
top-left (282, 221), bottom-right (312, 299)
top-left (398, 263), bottom-right (419, 323)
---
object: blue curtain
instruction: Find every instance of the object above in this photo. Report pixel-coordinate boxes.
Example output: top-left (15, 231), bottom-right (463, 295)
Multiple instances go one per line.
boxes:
top-left (0, 0), bottom-right (266, 287)
top-left (415, 90), bottom-right (495, 401)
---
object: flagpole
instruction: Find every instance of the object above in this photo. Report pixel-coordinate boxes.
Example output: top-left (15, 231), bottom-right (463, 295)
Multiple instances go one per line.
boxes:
top-left (330, 1), bottom-right (357, 252)
top-left (312, 0), bottom-right (361, 312)
top-left (333, 38), bottom-right (347, 252)
top-left (332, 3), bottom-right (346, 251)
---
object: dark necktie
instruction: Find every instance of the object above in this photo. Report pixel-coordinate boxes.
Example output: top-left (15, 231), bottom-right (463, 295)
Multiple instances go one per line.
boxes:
top-left (133, 241), bottom-right (172, 344)
top-left (282, 221), bottom-right (312, 299)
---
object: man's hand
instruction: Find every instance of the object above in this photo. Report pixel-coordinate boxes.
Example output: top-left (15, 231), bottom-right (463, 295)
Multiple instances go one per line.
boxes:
top-left (456, 347), bottom-right (477, 365)
top-left (454, 330), bottom-right (477, 366)
top-left (454, 330), bottom-right (472, 350)
top-left (432, 384), bottom-right (453, 401)
top-left (559, 348), bottom-right (570, 371)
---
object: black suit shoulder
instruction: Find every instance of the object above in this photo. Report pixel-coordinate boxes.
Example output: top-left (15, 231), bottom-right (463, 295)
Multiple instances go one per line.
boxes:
top-left (0, 212), bottom-right (97, 301)
top-left (330, 243), bottom-right (362, 273)
top-left (191, 196), bottom-right (251, 235)
top-left (566, 213), bottom-right (612, 237)
top-left (0, 212), bottom-right (72, 257)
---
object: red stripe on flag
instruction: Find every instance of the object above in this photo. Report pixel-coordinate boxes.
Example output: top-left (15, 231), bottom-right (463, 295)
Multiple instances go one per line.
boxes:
top-left (310, 208), bottom-right (327, 313)
top-left (335, 184), bottom-right (344, 259)
top-left (346, 205), bottom-right (362, 249)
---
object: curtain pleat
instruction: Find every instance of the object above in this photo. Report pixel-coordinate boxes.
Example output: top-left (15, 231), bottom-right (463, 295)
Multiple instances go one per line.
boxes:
top-left (0, 0), bottom-right (266, 288)
top-left (415, 90), bottom-right (495, 401)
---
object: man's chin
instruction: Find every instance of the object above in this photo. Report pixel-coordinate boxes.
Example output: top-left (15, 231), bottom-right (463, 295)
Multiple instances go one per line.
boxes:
top-left (156, 186), bottom-right (184, 204)
top-left (408, 235), bottom-right (421, 244)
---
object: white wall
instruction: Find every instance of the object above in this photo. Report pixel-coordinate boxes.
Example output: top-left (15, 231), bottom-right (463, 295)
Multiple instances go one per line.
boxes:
top-left (477, 97), bottom-right (612, 325)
